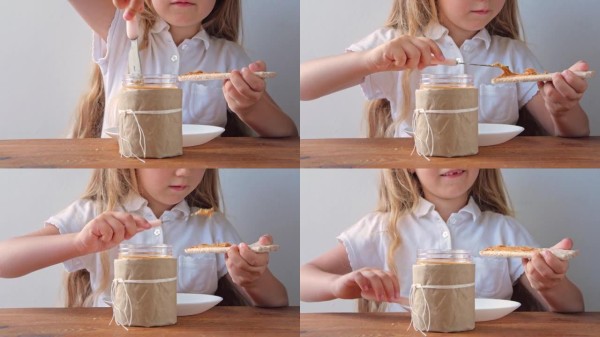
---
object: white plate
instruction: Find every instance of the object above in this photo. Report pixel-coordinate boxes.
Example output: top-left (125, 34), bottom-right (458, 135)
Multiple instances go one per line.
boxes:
top-left (103, 293), bottom-right (222, 316)
top-left (478, 123), bottom-right (524, 146)
top-left (475, 298), bottom-right (520, 322)
top-left (405, 123), bottom-right (523, 147)
top-left (176, 293), bottom-right (222, 316)
top-left (104, 124), bottom-right (225, 147)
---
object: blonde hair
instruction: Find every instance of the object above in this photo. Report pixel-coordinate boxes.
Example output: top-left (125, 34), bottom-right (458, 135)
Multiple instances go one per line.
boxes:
top-left (69, 0), bottom-right (245, 139)
top-left (64, 168), bottom-right (221, 307)
top-left (366, 0), bottom-right (522, 137)
top-left (357, 169), bottom-right (513, 312)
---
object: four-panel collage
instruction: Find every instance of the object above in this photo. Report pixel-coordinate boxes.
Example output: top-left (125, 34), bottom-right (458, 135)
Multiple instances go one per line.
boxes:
top-left (0, 0), bottom-right (598, 336)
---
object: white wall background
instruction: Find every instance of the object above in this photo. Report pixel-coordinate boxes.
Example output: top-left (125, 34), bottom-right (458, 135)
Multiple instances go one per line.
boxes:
top-left (300, 169), bottom-right (600, 313)
top-left (300, 0), bottom-right (600, 313)
top-left (0, 1), bottom-right (300, 306)
top-left (300, 0), bottom-right (600, 138)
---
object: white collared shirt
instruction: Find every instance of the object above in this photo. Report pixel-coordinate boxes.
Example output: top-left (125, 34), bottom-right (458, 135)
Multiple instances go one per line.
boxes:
top-left (94, 9), bottom-right (252, 134)
top-left (347, 23), bottom-right (542, 137)
top-left (338, 197), bottom-right (537, 312)
top-left (47, 194), bottom-right (241, 306)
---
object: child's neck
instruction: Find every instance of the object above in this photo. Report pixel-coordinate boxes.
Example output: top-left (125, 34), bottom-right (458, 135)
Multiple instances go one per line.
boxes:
top-left (426, 195), bottom-right (469, 222)
top-left (169, 24), bottom-right (203, 45)
top-left (440, 20), bottom-right (479, 48)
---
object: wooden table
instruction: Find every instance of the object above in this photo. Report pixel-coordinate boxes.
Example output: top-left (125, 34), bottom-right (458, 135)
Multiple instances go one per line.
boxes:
top-left (0, 306), bottom-right (299, 336)
top-left (300, 312), bottom-right (600, 336)
top-left (300, 137), bottom-right (600, 168)
top-left (0, 137), bottom-right (299, 168)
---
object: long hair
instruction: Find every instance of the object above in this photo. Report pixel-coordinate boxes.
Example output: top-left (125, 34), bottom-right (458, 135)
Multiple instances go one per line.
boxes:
top-left (64, 168), bottom-right (222, 307)
top-left (365, 0), bottom-right (522, 137)
top-left (357, 169), bottom-right (513, 312)
top-left (69, 0), bottom-right (245, 139)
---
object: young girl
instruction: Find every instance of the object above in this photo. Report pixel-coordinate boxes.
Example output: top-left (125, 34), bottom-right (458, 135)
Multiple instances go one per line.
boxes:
top-left (69, 0), bottom-right (298, 138)
top-left (301, 168), bottom-right (584, 313)
top-left (0, 168), bottom-right (288, 308)
top-left (300, 0), bottom-right (589, 138)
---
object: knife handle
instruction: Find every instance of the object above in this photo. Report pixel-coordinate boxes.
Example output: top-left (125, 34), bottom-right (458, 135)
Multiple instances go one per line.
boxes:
top-left (431, 58), bottom-right (459, 66)
top-left (126, 16), bottom-right (139, 40)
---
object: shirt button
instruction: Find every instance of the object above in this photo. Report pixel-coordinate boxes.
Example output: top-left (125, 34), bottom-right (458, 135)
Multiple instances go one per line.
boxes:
top-left (171, 55), bottom-right (178, 62)
top-left (442, 231), bottom-right (449, 238)
top-left (181, 44), bottom-right (187, 50)
top-left (154, 228), bottom-right (161, 236)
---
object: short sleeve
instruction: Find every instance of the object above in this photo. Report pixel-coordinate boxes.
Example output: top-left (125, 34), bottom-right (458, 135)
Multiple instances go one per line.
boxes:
top-left (337, 212), bottom-right (388, 272)
top-left (514, 45), bottom-right (543, 108)
top-left (45, 200), bottom-right (98, 273)
top-left (92, 9), bottom-right (127, 73)
top-left (347, 28), bottom-right (400, 101)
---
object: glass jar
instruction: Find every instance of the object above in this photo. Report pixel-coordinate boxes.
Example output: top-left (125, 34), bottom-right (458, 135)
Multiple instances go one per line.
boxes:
top-left (416, 249), bottom-right (473, 264)
top-left (117, 74), bottom-right (183, 159)
top-left (413, 74), bottom-right (479, 157)
top-left (123, 74), bottom-right (179, 89)
top-left (419, 74), bottom-right (474, 89)
top-left (118, 244), bottom-right (173, 258)
top-left (113, 244), bottom-right (177, 327)
top-left (411, 249), bottom-right (475, 332)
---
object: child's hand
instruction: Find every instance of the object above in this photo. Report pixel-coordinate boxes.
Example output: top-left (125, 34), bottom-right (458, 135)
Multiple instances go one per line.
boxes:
top-left (74, 212), bottom-right (151, 254)
top-left (365, 35), bottom-right (444, 72)
top-left (113, 0), bottom-right (145, 20)
top-left (539, 61), bottom-right (589, 117)
top-left (523, 238), bottom-right (573, 292)
top-left (225, 234), bottom-right (272, 288)
top-left (223, 61), bottom-right (268, 116)
top-left (331, 267), bottom-right (400, 303)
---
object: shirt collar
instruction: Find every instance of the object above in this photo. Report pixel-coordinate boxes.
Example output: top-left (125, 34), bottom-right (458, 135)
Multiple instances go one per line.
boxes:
top-left (120, 193), bottom-right (191, 219)
top-left (150, 19), bottom-right (211, 49)
top-left (413, 196), bottom-right (481, 222)
top-left (423, 22), bottom-right (491, 50)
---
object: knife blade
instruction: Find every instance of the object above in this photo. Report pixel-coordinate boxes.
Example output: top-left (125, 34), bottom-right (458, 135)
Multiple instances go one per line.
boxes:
top-left (126, 16), bottom-right (142, 80)
top-left (432, 58), bottom-right (497, 68)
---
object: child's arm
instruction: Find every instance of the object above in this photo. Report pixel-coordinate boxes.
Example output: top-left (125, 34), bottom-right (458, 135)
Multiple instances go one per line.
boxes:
top-left (301, 243), bottom-right (400, 303)
top-left (225, 235), bottom-right (288, 307)
top-left (524, 61), bottom-right (590, 137)
top-left (224, 61), bottom-right (298, 138)
top-left (300, 36), bottom-right (445, 100)
top-left (518, 238), bottom-right (584, 312)
top-left (0, 212), bottom-right (150, 278)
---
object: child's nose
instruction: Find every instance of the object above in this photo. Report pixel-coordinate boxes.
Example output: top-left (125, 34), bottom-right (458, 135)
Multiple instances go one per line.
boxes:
top-left (174, 168), bottom-right (191, 176)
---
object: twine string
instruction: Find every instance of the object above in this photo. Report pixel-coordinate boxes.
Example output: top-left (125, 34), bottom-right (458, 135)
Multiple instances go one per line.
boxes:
top-left (110, 276), bottom-right (177, 330)
top-left (408, 282), bottom-right (475, 336)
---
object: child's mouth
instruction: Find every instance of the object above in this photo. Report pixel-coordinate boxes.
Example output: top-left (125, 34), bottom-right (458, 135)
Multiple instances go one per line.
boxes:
top-left (171, 1), bottom-right (195, 6)
top-left (169, 185), bottom-right (188, 191)
top-left (440, 170), bottom-right (466, 177)
top-left (471, 9), bottom-right (491, 15)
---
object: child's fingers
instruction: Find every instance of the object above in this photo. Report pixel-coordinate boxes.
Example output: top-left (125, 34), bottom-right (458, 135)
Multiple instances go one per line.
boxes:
top-left (248, 60), bottom-right (267, 72)
top-left (255, 234), bottom-right (273, 246)
top-left (530, 252), bottom-right (564, 281)
top-left (238, 243), bottom-right (270, 266)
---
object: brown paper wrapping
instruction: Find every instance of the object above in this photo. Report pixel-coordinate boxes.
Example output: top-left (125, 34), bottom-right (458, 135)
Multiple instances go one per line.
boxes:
top-left (414, 87), bottom-right (478, 157)
top-left (411, 262), bottom-right (475, 332)
top-left (117, 87), bottom-right (183, 158)
top-left (113, 257), bottom-right (177, 327)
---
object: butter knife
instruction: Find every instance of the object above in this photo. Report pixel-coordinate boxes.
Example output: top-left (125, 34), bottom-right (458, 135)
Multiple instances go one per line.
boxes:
top-left (433, 58), bottom-right (497, 68)
top-left (126, 16), bottom-right (142, 81)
